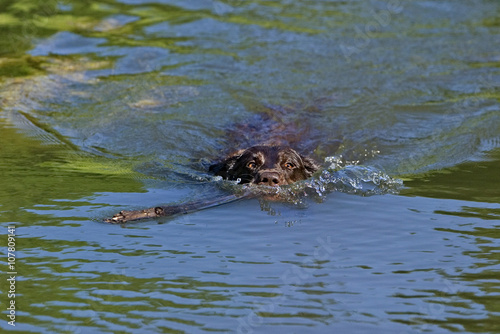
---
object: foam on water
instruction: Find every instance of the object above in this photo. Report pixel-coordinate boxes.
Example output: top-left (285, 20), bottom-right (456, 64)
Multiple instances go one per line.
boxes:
top-left (212, 156), bottom-right (403, 205)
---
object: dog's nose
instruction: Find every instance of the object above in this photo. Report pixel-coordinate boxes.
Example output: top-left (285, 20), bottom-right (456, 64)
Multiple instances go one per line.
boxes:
top-left (257, 171), bottom-right (281, 186)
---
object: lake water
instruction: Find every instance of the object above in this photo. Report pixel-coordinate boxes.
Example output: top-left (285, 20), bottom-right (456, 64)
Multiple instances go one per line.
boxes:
top-left (1, 0), bottom-right (499, 333)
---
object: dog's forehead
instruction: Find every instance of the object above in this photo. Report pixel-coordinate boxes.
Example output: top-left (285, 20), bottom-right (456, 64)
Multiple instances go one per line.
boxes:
top-left (243, 146), bottom-right (301, 163)
top-left (248, 146), bottom-right (278, 158)
top-left (241, 147), bottom-right (265, 159)
top-left (278, 147), bottom-right (300, 159)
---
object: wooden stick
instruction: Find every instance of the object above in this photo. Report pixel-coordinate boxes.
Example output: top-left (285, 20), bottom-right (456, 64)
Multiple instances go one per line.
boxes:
top-left (105, 194), bottom-right (245, 224)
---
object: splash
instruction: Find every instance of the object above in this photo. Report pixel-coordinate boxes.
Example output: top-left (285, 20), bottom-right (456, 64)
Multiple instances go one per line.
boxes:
top-left (308, 157), bottom-right (403, 197)
top-left (212, 156), bottom-right (403, 205)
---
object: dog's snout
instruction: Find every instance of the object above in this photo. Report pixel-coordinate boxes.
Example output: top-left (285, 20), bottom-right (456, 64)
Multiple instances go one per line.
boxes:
top-left (257, 171), bottom-right (281, 186)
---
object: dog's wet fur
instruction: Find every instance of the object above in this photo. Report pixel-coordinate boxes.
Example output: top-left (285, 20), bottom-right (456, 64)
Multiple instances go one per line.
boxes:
top-left (107, 145), bottom-right (320, 223)
top-left (209, 145), bottom-right (320, 186)
top-left (106, 99), bottom-right (339, 223)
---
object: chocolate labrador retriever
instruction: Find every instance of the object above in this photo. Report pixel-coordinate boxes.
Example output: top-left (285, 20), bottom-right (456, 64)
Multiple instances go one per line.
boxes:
top-left (106, 145), bottom-right (320, 223)
top-left (209, 145), bottom-right (319, 186)
top-left (106, 99), bottom-right (336, 223)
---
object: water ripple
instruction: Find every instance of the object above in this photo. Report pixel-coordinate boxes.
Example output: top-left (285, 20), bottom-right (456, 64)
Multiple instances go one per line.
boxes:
top-left (214, 156), bottom-right (403, 205)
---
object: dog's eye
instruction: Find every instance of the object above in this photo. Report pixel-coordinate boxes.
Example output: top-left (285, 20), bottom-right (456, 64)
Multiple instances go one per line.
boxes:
top-left (284, 162), bottom-right (295, 170)
top-left (247, 161), bottom-right (256, 169)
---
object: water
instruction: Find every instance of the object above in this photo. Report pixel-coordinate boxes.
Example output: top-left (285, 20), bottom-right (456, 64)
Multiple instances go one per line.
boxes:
top-left (0, 0), bottom-right (499, 333)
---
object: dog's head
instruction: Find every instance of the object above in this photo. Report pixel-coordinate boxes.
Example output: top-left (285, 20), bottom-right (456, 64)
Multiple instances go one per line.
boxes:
top-left (209, 145), bottom-right (320, 186)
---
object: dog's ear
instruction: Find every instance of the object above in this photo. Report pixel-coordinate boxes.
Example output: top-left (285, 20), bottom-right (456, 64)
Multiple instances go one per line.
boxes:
top-left (209, 149), bottom-right (245, 179)
top-left (301, 155), bottom-right (320, 177)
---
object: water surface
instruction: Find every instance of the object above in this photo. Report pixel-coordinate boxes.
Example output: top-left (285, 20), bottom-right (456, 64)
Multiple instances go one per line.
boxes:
top-left (0, 0), bottom-right (499, 333)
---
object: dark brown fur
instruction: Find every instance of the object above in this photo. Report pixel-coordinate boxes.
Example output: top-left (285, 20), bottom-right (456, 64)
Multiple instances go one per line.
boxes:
top-left (106, 99), bottom-right (336, 223)
top-left (209, 145), bottom-right (320, 186)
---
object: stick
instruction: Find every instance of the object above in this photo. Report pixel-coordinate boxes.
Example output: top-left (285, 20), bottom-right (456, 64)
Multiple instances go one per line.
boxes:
top-left (105, 194), bottom-right (245, 224)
